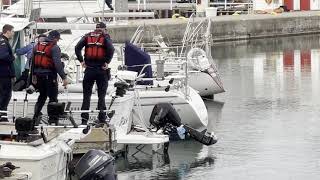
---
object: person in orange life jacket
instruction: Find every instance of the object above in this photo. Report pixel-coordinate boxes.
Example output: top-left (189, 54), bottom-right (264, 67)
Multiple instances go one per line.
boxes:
top-left (13, 34), bottom-right (47, 91)
top-left (32, 30), bottom-right (68, 124)
top-left (75, 22), bottom-right (114, 125)
top-left (0, 24), bottom-right (15, 122)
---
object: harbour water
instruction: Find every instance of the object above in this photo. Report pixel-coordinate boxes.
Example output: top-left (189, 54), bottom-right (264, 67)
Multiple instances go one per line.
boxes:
top-left (116, 34), bottom-right (320, 180)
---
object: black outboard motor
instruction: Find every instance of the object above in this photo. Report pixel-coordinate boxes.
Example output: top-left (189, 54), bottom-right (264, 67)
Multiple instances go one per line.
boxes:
top-left (183, 125), bottom-right (218, 146)
top-left (73, 150), bottom-right (117, 180)
top-left (149, 103), bottom-right (218, 146)
top-left (15, 117), bottom-right (35, 141)
top-left (114, 81), bottom-right (129, 97)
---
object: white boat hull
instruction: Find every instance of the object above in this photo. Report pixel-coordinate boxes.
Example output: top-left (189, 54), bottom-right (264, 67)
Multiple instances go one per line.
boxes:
top-left (0, 126), bottom-right (87, 180)
top-left (188, 71), bottom-right (225, 96)
top-left (8, 85), bottom-right (207, 131)
top-left (134, 86), bottom-right (208, 130)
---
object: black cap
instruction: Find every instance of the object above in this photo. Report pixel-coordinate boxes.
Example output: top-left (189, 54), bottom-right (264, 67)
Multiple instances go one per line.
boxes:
top-left (96, 22), bottom-right (106, 29)
top-left (48, 30), bottom-right (61, 40)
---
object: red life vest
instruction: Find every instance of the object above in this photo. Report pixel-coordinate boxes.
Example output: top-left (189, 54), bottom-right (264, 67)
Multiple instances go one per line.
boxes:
top-left (34, 42), bottom-right (55, 69)
top-left (84, 32), bottom-right (106, 61)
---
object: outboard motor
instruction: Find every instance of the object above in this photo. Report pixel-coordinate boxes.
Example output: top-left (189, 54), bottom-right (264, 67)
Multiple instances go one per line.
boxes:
top-left (114, 81), bottom-right (129, 97)
top-left (150, 103), bottom-right (218, 146)
top-left (72, 150), bottom-right (117, 180)
top-left (15, 117), bottom-right (35, 141)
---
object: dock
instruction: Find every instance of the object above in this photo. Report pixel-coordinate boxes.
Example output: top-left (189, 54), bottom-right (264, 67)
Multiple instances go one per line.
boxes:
top-left (105, 11), bottom-right (320, 43)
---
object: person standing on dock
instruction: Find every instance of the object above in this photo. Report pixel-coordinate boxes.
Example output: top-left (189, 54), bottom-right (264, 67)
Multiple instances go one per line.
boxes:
top-left (75, 22), bottom-right (114, 125)
top-left (0, 24), bottom-right (15, 122)
top-left (32, 30), bottom-right (68, 124)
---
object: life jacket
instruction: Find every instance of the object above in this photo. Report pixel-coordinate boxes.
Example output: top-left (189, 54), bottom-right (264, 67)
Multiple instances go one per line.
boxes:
top-left (33, 41), bottom-right (55, 69)
top-left (84, 31), bottom-right (106, 61)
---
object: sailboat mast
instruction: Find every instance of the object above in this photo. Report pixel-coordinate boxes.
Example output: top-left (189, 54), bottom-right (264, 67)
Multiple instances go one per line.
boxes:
top-left (103, 0), bottom-right (105, 21)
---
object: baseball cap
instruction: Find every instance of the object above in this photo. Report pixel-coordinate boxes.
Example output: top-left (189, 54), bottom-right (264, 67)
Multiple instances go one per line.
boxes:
top-left (96, 22), bottom-right (106, 29)
top-left (48, 30), bottom-right (62, 40)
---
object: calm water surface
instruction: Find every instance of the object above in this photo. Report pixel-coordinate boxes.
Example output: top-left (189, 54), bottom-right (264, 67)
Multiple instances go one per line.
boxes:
top-left (117, 34), bottom-right (320, 180)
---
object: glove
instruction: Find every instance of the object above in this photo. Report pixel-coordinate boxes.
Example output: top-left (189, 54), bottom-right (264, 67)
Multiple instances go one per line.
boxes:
top-left (177, 125), bottom-right (186, 139)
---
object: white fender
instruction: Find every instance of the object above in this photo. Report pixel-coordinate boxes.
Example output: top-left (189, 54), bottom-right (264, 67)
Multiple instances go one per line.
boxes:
top-left (187, 48), bottom-right (211, 70)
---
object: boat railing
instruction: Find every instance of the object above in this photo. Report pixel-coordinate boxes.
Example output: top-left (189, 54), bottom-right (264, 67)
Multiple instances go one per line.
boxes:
top-left (123, 56), bottom-right (191, 99)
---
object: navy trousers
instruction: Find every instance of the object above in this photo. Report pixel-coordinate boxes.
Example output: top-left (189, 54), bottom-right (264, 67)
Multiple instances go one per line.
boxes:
top-left (33, 74), bottom-right (58, 119)
top-left (81, 68), bottom-right (109, 124)
top-left (0, 77), bottom-right (12, 121)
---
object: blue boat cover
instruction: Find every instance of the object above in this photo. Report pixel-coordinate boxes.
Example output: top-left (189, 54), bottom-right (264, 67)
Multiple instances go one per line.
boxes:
top-left (124, 42), bottom-right (153, 85)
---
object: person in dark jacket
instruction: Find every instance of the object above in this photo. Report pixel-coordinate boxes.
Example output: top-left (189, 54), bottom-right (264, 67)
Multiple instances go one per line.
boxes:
top-left (32, 30), bottom-right (68, 124)
top-left (0, 24), bottom-right (15, 122)
top-left (13, 34), bottom-right (46, 91)
top-left (75, 22), bottom-right (114, 125)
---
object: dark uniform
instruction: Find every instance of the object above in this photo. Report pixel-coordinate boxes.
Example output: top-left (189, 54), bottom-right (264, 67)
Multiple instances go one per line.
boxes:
top-left (75, 22), bottom-right (114, 124)
top-left (32, 31), bottom-right (66, 122)
top-left (0, 34), bottom-right (15, 121)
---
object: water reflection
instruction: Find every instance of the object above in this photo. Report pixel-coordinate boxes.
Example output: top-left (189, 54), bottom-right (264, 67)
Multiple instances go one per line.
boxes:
top-left (212, 34), bottom-right (320, 180)
top-left (116, 141), bottom-right (216, 180)
top-left (119, 34), bottom-right (320, 180)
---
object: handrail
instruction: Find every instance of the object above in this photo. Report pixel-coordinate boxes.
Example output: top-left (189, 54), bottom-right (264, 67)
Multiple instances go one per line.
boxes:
top-left (209, 1), bottom-right (254, 13)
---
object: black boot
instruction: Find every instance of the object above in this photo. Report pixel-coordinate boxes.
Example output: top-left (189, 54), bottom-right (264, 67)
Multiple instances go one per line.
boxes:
top-left (32, 112), bottom-right (42, 126)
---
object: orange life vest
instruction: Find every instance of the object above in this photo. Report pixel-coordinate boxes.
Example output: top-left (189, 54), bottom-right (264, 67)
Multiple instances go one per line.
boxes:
top-left (34, 42), bottom-right (55, 69)
top-left (84, 32), bottom-right (106, 60)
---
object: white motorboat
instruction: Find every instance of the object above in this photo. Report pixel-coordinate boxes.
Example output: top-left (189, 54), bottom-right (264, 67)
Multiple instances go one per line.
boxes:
top-left (0, 123), bottom-right (89, 180)
top-left (8, 83), bottom-right (170, 154)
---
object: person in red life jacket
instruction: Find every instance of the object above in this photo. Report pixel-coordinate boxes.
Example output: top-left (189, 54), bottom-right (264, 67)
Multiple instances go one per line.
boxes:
top-left (0, 24), bottom-right (15, 122)
top-left (32, 30), bottom-right (68, 124)
top-left (75, 22), bottom-right (114, 125)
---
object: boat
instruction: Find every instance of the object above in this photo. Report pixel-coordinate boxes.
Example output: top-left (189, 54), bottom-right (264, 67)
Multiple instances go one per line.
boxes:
top-left (59, 41), bottom-right (209, 130)
top-left (0, 120), bottom-right (90, 179)
top-left (130, 13), bottom-right (225, 97)
top-left (8, 79), bottom-right (170, 154)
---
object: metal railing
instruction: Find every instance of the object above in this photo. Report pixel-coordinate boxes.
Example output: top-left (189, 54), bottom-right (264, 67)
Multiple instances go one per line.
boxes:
top-left (136, 0), bottom-right (174, 10)
top-left (209, 0), bottom-right (253, 14)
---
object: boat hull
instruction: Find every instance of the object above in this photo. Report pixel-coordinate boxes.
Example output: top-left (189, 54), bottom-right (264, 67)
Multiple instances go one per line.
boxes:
top-left (188, 71), bottom-right (225, 96)
top-left (9, 86), bottom-right (207, 130)
top-left (0, 126), bottom-right (86, 180)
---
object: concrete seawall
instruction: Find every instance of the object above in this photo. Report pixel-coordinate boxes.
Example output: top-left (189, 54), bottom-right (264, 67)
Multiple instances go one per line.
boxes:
top-left (108, 11), bottom-right (320, 43)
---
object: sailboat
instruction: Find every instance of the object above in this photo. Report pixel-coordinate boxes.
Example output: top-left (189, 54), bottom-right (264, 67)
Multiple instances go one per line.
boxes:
top-left (130, 13), bottom-right (225, 97)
